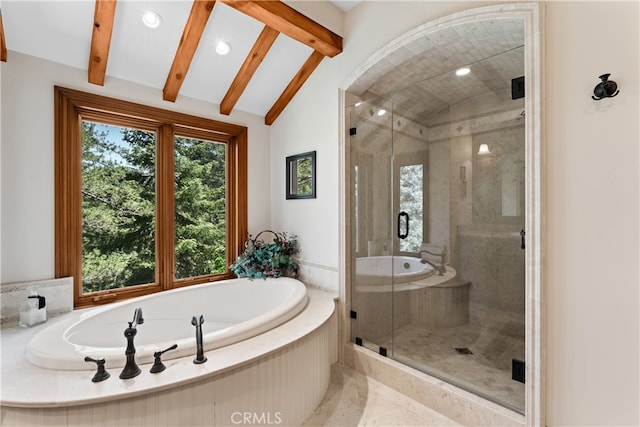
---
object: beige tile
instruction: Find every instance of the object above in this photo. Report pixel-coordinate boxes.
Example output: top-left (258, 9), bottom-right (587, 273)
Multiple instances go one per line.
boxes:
top-left (304, 364), bottom-right (460, 427)
top-left (377, 322), bottom-right (525, 413)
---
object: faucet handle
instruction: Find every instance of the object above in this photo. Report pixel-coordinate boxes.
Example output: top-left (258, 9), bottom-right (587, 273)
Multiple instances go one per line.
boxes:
top-left (84, 356), bottom-right (110, 382)
top-left (150, 344), bottom-right (178, 373)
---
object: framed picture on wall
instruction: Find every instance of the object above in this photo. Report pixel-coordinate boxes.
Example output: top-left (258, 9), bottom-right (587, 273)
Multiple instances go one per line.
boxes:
top-left (286, 151), bottom-right (316, 199)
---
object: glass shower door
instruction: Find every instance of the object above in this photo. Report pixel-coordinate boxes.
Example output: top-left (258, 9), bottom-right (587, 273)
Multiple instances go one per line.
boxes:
top-left (387, 107), bottom-right (431, 362)
top-left (387, 49), bottom-right (527, 413)
top-left (349, 97), bottom-right (395, 356)
top-left (347, 16), bottom-right (528, 415)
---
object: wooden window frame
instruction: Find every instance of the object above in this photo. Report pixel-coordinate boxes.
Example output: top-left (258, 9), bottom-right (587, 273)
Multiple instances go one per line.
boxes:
top-left (54, 87), bottom-right (248, 308)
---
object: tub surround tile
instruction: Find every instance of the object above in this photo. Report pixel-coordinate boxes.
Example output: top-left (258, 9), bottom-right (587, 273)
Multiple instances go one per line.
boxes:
top-left (0, 287), bottom-right (336, 408)
top-left (351, 276), bottom-right (468, 343)
top-left (299, 259), bottom-right (339, 293)
top-left (0, 277), bottom-right (73, 327)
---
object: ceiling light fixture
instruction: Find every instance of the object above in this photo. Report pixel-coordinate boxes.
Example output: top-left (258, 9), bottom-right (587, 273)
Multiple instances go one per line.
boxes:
top-left (355, 102), bottom-right (362, 107)
top-left (377, 109), bottom-right (386, 116)
top-left (142, 10), bottom-right (162, 29)
top-left (455, 67), bottom-right (471, 76)
top-left (216, 40), bottom-right (232, 56)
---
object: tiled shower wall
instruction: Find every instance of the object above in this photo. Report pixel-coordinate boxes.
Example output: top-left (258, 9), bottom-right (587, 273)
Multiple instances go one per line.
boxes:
top-left (457, 225), bottom-right (525, 331)
top-left (429, 95), bottom-right (526, 331)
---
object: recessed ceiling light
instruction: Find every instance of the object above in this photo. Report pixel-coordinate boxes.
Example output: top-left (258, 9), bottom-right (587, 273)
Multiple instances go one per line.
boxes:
top-left (377, 109), bottom-right (386, 116)
top-left (142, 10), bottom-right (162, 29)
top-left (216, 40), bottom-right (232, 56)
top-left (455, 67), bottom-right (471, 76)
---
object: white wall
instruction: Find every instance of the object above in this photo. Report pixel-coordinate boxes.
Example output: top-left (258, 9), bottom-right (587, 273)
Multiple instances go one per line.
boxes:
top-left (270, 1), bottom-right (639, 425)
top-left (1, 52), bottom-right (272, 283)
top-left (269, 61), bottom-right (341, 269)
top-left (545, 2), bottom-right (639, 425)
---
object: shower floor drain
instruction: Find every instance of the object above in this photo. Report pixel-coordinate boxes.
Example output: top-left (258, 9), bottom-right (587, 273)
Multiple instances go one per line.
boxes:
top-left (454, 347), bottom-right (473, 355)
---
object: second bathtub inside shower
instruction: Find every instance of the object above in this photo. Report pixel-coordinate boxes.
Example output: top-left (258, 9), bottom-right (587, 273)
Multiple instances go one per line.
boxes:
top-left (353, 255), bottom-right (468, 342)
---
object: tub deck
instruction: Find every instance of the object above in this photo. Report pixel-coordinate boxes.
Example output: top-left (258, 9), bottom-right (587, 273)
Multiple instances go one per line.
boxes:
top-left (1, 287), bottom-right (336, 408)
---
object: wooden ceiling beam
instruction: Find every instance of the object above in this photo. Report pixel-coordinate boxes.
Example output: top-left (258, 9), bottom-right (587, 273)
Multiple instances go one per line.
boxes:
top-left (163, 1), bottom-right (216, 102)
top-left (88, 0), bottom-right (117, 86)
top-left (265, 50), bottom-right (323, 126)
top-left (220, 0), bottom-right (342, 58)
top-left (220, 26), bottom-right (279, 116)
top-left (0, 8), bottom-right (7, 62)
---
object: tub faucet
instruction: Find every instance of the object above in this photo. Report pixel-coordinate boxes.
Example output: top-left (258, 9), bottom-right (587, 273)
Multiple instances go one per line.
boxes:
top-left (119, 307), bottom-right (144, 379)
top-left (419, 249), bottom-right (446, 276)
top-left (192, 315), bottom-right (207, 364)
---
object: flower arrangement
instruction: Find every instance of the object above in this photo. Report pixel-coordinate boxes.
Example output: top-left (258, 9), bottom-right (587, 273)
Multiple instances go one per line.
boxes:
top-left (230, 230), bottom-right (300, 280)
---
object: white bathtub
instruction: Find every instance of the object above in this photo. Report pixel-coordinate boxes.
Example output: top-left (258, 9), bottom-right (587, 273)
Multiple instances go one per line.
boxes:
top-left (27, 277), bottom-right (308, 370)
top-left (355, 256), bottom-right (458, 292)
top-left (355, 255), bottom-right (435, 286)
top-left (2, 286), bottom-right (336, 426)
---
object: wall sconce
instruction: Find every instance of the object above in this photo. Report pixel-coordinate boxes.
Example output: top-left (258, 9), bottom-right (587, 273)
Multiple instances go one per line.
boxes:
top-left (478, 143), bottom-right (491, 155)
top-left (592, 73), bottom-right (619, 100)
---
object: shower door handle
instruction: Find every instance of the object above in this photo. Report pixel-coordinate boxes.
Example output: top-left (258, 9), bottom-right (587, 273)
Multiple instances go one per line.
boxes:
top-left (397, 212), bottom-right (409, 239)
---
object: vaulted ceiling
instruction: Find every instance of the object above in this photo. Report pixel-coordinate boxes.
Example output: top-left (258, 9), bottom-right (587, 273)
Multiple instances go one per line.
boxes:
top-left (0, 1), bottom-right (346, 125)
top-left (349, 18), bottom-right (525, 126)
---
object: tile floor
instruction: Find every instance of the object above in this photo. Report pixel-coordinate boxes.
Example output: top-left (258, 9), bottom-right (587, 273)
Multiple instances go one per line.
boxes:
top-left (303, 364), bottom-right (460, 426)
top-left (376, 322), bottom-right (525, 413)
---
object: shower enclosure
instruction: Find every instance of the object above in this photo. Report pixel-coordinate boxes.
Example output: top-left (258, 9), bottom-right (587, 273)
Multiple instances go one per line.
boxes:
top-left (348, 20), bottom-right (527, 413)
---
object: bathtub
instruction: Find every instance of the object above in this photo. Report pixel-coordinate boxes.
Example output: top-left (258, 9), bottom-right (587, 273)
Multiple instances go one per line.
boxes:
top-left (353, 256), bottom-right (466, 341)
top-left (27, 277), bottom-right (308, 370)
top-left (2, 283), bottom-right (336, 426)
top-left (355, 255), bottom-right (435, 286)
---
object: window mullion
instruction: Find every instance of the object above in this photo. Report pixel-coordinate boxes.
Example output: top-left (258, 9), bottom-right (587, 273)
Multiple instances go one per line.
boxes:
top-left (157, 125), bottom-right (176, 290)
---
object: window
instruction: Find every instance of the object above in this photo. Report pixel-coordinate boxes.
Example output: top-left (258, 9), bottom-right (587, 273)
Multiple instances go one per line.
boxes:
top-left (81, 122), bottom-right (158, 292)
top-left (55, 87), bottom-right (247, 307)
top-left (393, 153), bottom-right (428, 254)
top-left (398, 164), bottom-right (424, 252)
